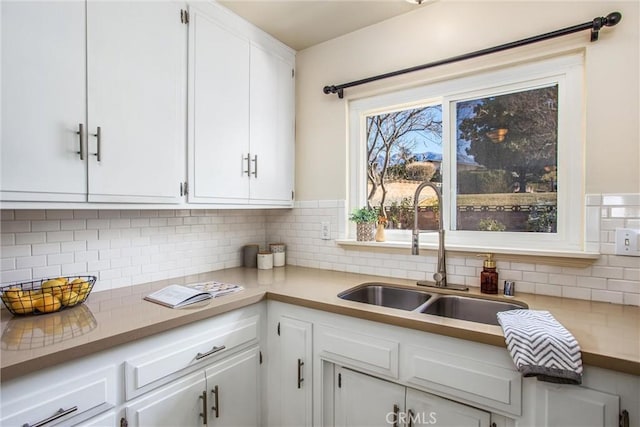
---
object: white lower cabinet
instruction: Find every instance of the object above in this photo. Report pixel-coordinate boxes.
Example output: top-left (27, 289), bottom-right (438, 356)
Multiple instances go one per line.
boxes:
top-left (335, 366), bottom-right (491, 427)
top-left (125, 371), bottom-right (207, 427)
top-left (535, 381), bottom-right (620, 427)
top-left (205, 347), bottom-right (261, 426)
top-left (269, 316), bottom-right (313, 427)
top-left (0, 365), bottom-right (117, 427)
top-left (125, 347), bottom-right (260, 427)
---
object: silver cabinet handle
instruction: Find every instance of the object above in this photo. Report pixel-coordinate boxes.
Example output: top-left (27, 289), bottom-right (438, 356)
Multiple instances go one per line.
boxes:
top-left (392, 404), bottom-right (399, 427)
top-left (251, 155), bottom-right (258, 178)
top-left (195, 344), bottom-right (225, 360)
top-left (243, 154), bottom-right (250, 176)
top-left (297, 358), bottom-right (304, 388)
top-left (91, 126), bottom-right (101, 162)
top-left (199, 391), bottom-right (207, 425)
top-left (211, 385), bottom-right (220, 418)
top-left (23, 406), bottom-right (78, 427)
top-left (76, 124), bottom-right (85, 160)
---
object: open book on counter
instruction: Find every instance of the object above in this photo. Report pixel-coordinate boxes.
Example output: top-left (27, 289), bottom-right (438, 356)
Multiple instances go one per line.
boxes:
top-left (144, 281), bottom-right (244, 309)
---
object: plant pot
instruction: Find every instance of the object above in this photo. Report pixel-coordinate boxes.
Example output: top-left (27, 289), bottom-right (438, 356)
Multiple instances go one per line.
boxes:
top-left (356, 222), bottom-right (375, 242)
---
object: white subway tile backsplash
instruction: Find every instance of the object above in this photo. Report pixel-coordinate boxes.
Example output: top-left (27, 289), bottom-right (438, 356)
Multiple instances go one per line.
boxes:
top-left (14, 210), bottom-right (46, 220)
top-left (1, 245), bottom-right (31, 258)
top-left (47, 253), bottom-right (74, 265)
top-left (32, 243), bottom-right (61, 256)
top-left (61, 219), bottom-right (87, 231)
top-left (2, 221), bottom-right (31, 233)
top-left (591, 289), bottom-right (624, 304)
top-left (1, 258), bottom-right (16, 271)
top-left (15, 232), bottom-right (46, 245)
top-left (1, 193), bottom-right (638, 306)
top-left (1, 234), bottom-right (15, 246)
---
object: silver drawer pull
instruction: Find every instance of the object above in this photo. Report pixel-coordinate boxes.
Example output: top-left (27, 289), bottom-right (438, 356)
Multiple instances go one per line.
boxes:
top-left (23, 406), bottom-right (78, 427)
top-left (76, 123), bottom-right (85, 160)
top-left (251, 155), bottom-right (258, 177)
top-left (195, 345), bottom-right (226, 360)
top-left (91, 126), bottom-right (102, 162)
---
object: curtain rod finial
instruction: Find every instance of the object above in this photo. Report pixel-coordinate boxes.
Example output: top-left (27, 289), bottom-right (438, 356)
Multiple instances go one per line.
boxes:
top-left (605, 12), bottom-right (622, 27)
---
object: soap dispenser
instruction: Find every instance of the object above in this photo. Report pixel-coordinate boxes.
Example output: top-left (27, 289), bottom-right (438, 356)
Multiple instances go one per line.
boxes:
top-left (478, 253), bottom-right (498, 294)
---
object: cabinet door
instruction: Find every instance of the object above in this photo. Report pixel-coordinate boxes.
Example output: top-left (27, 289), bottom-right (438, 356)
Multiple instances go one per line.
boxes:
top-left (187, 5), bottom-right (250, 203)
top-left (1, 0), bottom-right (87, 202)
top-left (405, 388), bottom-right (491, 427)
top-left (125, 372), bottom-right (206, 427)
top-left (86, 1), bottom-right (186, 203)
top-left (278, 317), bottom-right (313, 427)
top-left (248, 43), bottom-right (295, 205)
top-left (335, 366), bottom-right (405, 427)
top-left (205, 347), bottom-right (260, 426)
top-left (536, 383), bottom-right (620, 427)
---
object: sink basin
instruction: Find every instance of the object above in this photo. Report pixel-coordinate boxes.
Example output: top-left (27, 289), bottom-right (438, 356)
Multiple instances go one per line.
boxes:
top-left (419, 295), bottom-right (527, 325)
top-left (338, 283), bottom-right (433, 311)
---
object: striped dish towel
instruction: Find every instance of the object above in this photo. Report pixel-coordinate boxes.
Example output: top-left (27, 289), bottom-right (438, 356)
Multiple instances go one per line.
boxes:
top-left (497, 309), bottom-right (583, 385)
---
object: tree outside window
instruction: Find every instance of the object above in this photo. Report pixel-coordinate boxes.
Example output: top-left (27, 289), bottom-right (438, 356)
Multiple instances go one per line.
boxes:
top-left (365, 85), bottom-right (559, 233)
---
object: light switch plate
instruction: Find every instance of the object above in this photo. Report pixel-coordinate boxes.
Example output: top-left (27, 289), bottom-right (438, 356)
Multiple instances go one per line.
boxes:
top-left (321, 222), bottom-right (331, 240)
top-left (615, 228), bottom-right (640, 256)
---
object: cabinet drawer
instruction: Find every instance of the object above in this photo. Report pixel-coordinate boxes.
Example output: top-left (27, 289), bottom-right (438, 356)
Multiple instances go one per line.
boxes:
top-left (1, 366), bottom-right (116, 427)
top-left (402, 344), bottom-right (522, 416)
top-left (316, 324), bottom-right (399, 378)
top-left (125, 315), bottom-right (259, 399)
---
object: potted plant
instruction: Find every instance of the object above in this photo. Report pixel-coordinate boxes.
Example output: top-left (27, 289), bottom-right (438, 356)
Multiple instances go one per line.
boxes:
top-left (349, 207), bottom-right (378, 241)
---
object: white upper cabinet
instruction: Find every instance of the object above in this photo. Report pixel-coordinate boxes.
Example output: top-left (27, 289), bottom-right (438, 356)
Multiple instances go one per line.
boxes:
top-left (1, 1), bottom-right (87, 201)
top-left (1, 0), bottom-right (187, 204)
top-left (187, 5), bottom-right (251, 203)
top-left (86, 1), bottom-right (186, 203)
top-left (187, 2), bottom-right (295, 206)
top-left (249, 43), bottom-right (295, 204)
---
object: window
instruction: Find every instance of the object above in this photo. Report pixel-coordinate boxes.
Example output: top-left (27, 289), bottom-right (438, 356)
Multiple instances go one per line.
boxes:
top-left (349, 54), bottom-right (585, 252)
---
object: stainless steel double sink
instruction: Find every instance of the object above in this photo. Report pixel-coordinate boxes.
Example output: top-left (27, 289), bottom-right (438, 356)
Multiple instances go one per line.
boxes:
top-left (338, 282), bottom-right (527, 326)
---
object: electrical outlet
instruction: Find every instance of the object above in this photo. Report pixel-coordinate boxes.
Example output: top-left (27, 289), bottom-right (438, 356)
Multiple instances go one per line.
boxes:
top-left (321, 222), bottom-right (331, 240)
top-left (615, 228), bottom-right (640, 256)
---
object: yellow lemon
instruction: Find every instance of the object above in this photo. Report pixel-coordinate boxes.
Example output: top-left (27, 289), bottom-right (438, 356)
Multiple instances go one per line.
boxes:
top-left (11, 297), bottom-right (34, 314)
top-left (70, 281), bottom-right (90, 294)
top-left (33, 294), bottom-right (61, 313)
top-left (55, 277), bottom-right (69, 285)
top-left (3, 287), bottom-right (23, 301)
top-left (60, 291), bottom-right (80, 306)
top-left (41, 279), bottom-right (66, 294)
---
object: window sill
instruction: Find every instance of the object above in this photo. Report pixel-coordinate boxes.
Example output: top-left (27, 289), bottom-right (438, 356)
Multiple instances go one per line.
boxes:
top-left (335, 239), bottom-right (600, 267)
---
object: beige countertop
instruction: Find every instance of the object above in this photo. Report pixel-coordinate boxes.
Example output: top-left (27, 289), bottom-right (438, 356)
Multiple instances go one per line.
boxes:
top-left (2, 266), bottom-right (639, 381)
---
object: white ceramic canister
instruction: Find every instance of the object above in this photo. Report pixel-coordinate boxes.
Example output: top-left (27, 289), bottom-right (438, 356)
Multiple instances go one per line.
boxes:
top-left (269, 243), bottom-right (286, 267)
top-left (257, 251), bottom-right (273, 270)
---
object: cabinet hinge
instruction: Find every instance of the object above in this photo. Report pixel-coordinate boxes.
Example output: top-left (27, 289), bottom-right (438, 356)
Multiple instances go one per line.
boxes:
top-left (338, 372), bottom-right (342, 388)
top-left (620, 410), bottom-right (629, 427)
top-left (277, 322), bottom-right (281, 336)
top-left (180, 9), bottom-right (189, 24)
top-left (291, 190), bottom-right (295, 200)
top-left (120, 417), bottom-right (129, 427)
top-left (259, 351), bottom-right (263, 364)
top-left (292, 68), bottom-right (295, 78)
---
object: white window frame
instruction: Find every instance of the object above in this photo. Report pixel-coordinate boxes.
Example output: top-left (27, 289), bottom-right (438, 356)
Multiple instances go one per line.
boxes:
top-left (348, 53), bottom-right (585, 252)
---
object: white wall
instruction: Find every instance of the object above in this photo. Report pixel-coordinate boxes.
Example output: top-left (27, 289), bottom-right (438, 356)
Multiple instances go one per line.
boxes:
top-left (294, 1), bottom-right (639, 200)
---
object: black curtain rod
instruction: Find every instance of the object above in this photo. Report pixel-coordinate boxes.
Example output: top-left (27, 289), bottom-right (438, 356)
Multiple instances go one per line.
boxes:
top-left (323, 11), bottom-right (622, 99)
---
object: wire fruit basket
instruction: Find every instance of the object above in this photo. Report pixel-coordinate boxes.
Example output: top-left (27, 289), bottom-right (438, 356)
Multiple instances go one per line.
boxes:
top-left (0, 276), bottom-right (96, 316)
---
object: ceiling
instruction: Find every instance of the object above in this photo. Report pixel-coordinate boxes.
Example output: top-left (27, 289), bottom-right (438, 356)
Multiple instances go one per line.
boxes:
top-left (218, 1), bottom-right (426, 51)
